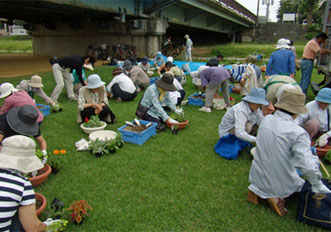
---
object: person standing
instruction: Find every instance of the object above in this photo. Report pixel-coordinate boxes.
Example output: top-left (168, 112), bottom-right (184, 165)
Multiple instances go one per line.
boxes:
top-left (299, 33), bottom-right (330, 95)
top-left (248, 88), bottom-right (330, 216)
top-left (107, 67), bottom-right (137, 102)
top-left (265, 38), bottom-right (295, 78)
top-left (184, 34), bottom-right (193, 62)
top-left (199, 66), bottom-right (231, 113)
top-left (50, 55), bottom-right (95, 102)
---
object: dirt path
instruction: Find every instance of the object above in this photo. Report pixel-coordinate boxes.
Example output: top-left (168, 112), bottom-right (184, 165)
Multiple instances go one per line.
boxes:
top-left (0, 54), bottom-right (103, 78)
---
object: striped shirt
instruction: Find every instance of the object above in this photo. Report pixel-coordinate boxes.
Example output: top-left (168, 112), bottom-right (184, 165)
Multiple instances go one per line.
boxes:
top-left (218, 101), bottom-right (264, 142)
top-left (0, 169), bottom-right (35, 232)
top-left (231, 64), bottom-right (261, 82)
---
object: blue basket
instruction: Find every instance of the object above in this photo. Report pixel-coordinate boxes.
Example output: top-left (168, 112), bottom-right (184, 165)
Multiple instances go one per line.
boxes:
top-left (150, 77), bottom-right (159, 85)
top-left (36, 104), bottom-right (50, 116)
top-left (118, 120), bottom-right (157, 145)
top-left (219, 84), bottom-right (233, 93)
top-left (188, 93), bottom-right (205, 106)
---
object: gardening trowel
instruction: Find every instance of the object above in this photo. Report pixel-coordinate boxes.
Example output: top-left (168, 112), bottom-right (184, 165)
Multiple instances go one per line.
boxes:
top-left (125, 121), bottom-right (135, 127)
top-left (134, 118), bottom-right (141, 127)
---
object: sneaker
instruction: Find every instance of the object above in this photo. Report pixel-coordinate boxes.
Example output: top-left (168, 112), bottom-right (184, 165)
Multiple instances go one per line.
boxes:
top-left (199, 106), bottom-right (211, 113)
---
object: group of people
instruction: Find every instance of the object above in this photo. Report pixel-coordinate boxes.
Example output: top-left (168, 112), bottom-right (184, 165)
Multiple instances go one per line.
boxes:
top-left (1, 30), bottom-right (331, 229)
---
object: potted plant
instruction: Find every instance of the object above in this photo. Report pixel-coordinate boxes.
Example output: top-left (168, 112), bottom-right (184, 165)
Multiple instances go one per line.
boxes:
top-left (80, 115), bottom-right (107, 134)
top-left (48, 149), bottom-right (66, 174)
top-left (89, 138), bottom-right (109, 157)
top-left (44, 218), bottom-right (68, 232)
top-left (27, 149), bottom-right (52, 186)
top-left (105, 139), bottom-right (119, 154)
top-left (166, 110), bottom-right (188, 131)
top-left (66, 200), bottom-right (92, 224)
top-left (114, 133), bottom-right (124, 148)
top-left (35, 193), bottom-right (47, 216)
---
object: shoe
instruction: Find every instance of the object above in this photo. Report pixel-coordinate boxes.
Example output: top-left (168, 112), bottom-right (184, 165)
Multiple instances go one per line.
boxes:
top-left (247, 190), bottom-right (259, 205)
top-left (267, 198), bottom-right (288, 216)
top-left (199, 106), bottom-right (211, 113)
top-left (69, 96), bottom-right (78, 101)
top-left (113, 97), bottom-right (122, 102)
top-left (311, 82), bottom-right (319, 95)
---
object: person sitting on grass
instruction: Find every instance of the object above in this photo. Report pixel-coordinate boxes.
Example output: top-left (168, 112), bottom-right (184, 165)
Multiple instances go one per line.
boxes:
top-left (137, 71), bottom-right (179, 131)
top-left (247, 88), bottom-right (330, 216)
top-left (0, 105), bottom-right (47, 154)
top-left (158, 56), bottom-right (173, 77)
top-left (198, 65), bottom-right (231, 113)
top-left (138, 57), bottom-right (154, 77)
top-left (123, 60), bottom-right (150, 92)
top-left (218, 88), bottom-right (269, 143)
top-left (297, 88), bottom-right (331, 145)
top-left (153, 51), bottom-right (165, 69)
top-left (0, 135), bottom-right (47, 232)
top-left (107, 67), bottom-right (137, 102)
top-left (16, 75), bottom-right (61, 112)
top-left (77, 74), bottom-right (116, 124)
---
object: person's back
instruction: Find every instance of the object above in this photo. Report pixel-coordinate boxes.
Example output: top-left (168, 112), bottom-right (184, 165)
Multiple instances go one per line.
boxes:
top-left (130, 66), bottom-right (149, 84)
top-left (266, 49), bottom-right (295, 76)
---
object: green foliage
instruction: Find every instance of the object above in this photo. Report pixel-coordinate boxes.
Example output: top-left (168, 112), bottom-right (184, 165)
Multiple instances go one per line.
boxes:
top-left (88, 138), bottom-right (109, 156)
top-left (325, 149), bottom-right (331, 164)
top-left (46, 219), bottom-right (68, 232)
top-left (35, 149), bottom-right (45, 161)
top-left (83, 115), bottom-right (103, 128)
top-left (48, 153), bottom-right (65, 170)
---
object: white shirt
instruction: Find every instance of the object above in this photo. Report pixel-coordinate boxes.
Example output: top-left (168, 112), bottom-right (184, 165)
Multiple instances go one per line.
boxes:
top-left (186, 38), bottom-right (193, 49)
top-left (168, 78), bottom-right (183, 105)
top-left (297, 100), bottom-right (331, 136)
top-left (107, 73), bottom-right (136, 94)
top-left (218, 101), bottom-right (264, 142)
top-left (249, 110), bottom-right (321, 198)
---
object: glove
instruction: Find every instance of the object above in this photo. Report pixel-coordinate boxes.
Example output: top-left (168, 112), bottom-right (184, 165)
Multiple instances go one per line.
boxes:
top-left (175, 108), bottom-right (183, 114)
top-left (168, 118), bottom-right (179, 124)
top-left (317, 133), bottom-right (329, 147)
top-left (43, 218), bottom-right (63, 229)
top-left (41, 150), bottom-right (48, 165)
top-left (311, 180), bottom-right (331, 194)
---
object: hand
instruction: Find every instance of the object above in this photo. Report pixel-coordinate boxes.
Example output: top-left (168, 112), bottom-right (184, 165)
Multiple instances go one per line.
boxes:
top-left (240, 78), bottom-right (245, 87)
top-left (317, 133), bottom-right (329, 147)
top-left (167, 118), bottom-right (179, 124)
top-left (175, 108), bottom-right (183, 114)
top-left (311, 180), bottom-right (331, 193)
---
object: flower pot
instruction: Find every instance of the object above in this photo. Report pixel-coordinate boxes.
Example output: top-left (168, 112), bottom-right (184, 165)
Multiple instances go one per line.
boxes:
top-left (80, 121), bottom-right (107, 135)
top-left (29, 164), bottom-right (52, 187)
top-left (166, 119), bottom-right (188, 130)
top-left (89, 130), bottom-right (117, 141)
top-left (35, 193), bottom-right (47, 216)
top-left (311, 142), bottom-right (331, 159)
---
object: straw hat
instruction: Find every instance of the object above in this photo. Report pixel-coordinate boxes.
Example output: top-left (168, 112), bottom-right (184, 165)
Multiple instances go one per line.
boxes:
top-left (7, 105), bottom-right (39, 136)
top-left (0, 82), bottom-right (18, 98)
top-left (242, 88), bottom-right (269, 106)
top-left (0, 135), bottom-right (44, 173)
top-left (86, 74), bottom-right (105, 89)
top-left (29, 75), bottom-right (44, 88)
top-left (155, 71), bottom-right (177, 91)
top-left (83, 63), bottom-right (94, 71)
top-left (315, 87), bottom-right (331, 104)
top-left (275, 88), bottom-right (307, 115)
top-left (276, 38), bottom-right (290, 50)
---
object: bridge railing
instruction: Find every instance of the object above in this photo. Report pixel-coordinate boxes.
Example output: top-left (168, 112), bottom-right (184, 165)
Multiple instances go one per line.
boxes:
top-left (217, 0), bottom-right (257, 23)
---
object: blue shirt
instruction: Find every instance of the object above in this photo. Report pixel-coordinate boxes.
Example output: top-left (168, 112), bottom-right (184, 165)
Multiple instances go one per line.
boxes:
top-left (266, 49), bottom-right (295, 76)
top-left (140, 84), bottom-right (176, 121)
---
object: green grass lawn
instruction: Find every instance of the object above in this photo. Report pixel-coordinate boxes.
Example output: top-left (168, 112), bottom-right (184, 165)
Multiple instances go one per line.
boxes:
top-left (0, 36), bottom-right (32, 53)
top-left (0, 63), bottom-right (328, 231)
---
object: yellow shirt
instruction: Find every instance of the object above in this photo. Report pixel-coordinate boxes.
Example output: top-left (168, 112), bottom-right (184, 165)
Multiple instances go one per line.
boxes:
top-left (302, 39), bottom-right (321, 60)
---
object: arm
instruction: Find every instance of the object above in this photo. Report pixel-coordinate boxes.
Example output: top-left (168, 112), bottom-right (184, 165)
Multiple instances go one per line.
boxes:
top-left (234, 110), bottom-right (256, 143)
top-left (0, 99), bottom-right (12, 114)
top-left (35, 135), bottom-right (47, 151)
top-left (19, 204), bottom-right (46, 232)
top-left (157, 64), bottom-right (164, 77)
top-left (107, 76), bottom-right (118, 93)
top-left (289, 51), bottom-right (295, 77)
top-left (75, 64), bottom-right (85, 86)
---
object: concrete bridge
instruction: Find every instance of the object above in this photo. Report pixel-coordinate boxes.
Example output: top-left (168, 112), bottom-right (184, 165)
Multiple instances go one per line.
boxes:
top-left (0, 0), bottom-right (256, 57)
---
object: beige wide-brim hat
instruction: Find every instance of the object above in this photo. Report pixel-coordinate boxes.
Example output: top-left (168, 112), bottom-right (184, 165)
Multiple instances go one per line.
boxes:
top-left (275, 88), bottom-right (308, 115)
top-left (0, 135), bottom-right (43, 173)
top-left (0, 82), bottom-right (18, 98)
top-left (29, 75), bottom-right (44, 88)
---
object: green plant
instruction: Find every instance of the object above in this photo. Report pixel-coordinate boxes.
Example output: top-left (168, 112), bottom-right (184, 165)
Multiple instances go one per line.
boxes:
top-left (171, 110), bottom-right (186, 123)
top-left (66, 200), bottom-right (92, 224)
top-left (45, 219), bottom-right (68, 232)
top-left (88, 139), bottom-right (109, 156)
top-left (114, 134), bottom-right (124, 148)
top-left (105, 139), bottom-right (119, 153)
top-left (83, 115), bottom-right (103, 128)
top-left (36, 149), bottom-right (47, 161)
top-left (325, 150), bottom-right (331, 164)
top-left (48, 154), bottom-right (65, 172)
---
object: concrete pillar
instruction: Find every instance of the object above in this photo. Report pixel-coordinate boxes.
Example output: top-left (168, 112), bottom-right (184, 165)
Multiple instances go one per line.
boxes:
top-left (31, 18), bottom-right (167, 58)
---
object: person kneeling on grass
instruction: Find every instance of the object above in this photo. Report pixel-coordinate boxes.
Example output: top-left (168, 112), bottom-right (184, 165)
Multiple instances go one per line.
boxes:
top-left (107, 67), bottom-right (137, 102)
top-left (218, 88), bottom-right (269, 143)
top-left (247, 88), bottom-right (330, 216)
top-left (77, 74), bottom-right (116, 124)
top-left (0, 135), bottom-right (47, 231)
top-left (16, 75), bottom-right (61, 112)
top-left (123, 60), bottom-right (150, 92)
top-left (297, 87), bottom-right (331, 145)
top-left (137, 71), bottom-right (179, 131)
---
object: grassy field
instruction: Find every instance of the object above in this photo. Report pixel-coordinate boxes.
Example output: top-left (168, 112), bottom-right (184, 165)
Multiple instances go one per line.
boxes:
top-left (0, 61), bottom-right (328, 231)
top-left (0, 36), bottom-right (32, 53)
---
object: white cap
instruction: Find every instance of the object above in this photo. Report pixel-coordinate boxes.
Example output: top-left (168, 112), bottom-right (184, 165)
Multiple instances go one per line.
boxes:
top-left (0, 83), bottom-right (18, 98)
top-left (276, 38), bottom-right (290, 49)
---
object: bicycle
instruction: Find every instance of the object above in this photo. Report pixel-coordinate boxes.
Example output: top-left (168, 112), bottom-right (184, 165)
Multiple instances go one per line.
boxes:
top-left (112, 44), bottom-right (137, 60)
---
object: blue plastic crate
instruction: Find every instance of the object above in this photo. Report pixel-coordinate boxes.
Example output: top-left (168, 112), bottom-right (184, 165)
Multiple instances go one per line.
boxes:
top-left (150, 77), bottom-right (159, 85)
top-left (118, 120), bottom-right (157, 145)
top-left (36, 104), bottom-right (50, 116)
top-left (188, 93), bottom-right (205, 106)
top-left (219, 84), bottom-right (233, 93)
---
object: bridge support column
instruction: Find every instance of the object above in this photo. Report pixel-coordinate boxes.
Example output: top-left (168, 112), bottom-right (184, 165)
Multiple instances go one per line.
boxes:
top-left (31, 18), bottom-right (167, 58)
